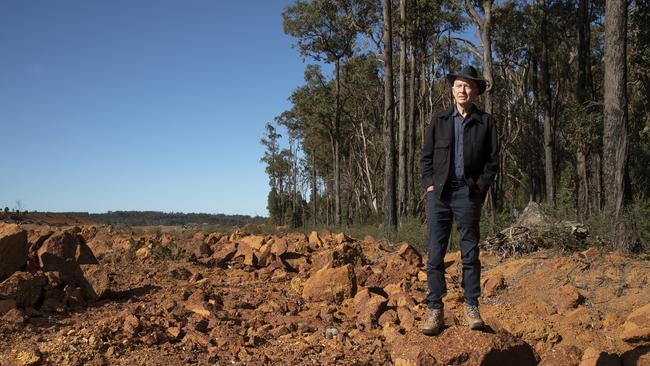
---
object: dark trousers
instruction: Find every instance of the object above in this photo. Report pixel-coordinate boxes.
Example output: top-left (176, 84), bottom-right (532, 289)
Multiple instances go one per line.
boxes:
top-left (425, 185), bottom-right (482, 309)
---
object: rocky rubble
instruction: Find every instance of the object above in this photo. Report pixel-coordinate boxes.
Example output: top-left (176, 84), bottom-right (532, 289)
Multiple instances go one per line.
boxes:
top-left (0, 223), bottom-right (648, 365)
top-left (0, 226), bottom-right (111, 323)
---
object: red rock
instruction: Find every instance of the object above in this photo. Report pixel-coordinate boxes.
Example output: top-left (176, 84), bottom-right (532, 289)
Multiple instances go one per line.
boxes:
top-left (240, 235), bottom-right (266, 250)
top-left (37, 231), bottom-right (95, 282)
top-left (332, 232), bottom-right (352, 245)
top-left (397, 242), bottom-right (422, 267)
top-left (397, 306), bottom-right (416, 330)
top-left (557, 285), bottom-right (584, 312)
top-left (204, 232), bottom-right (223, 245)
top-left (354, 288), bottom-right (388, 327)
top-left (184, 290), bottom-right (213, 317)
top-left (234, 242), bottom-right (257, 267)
top-left (308, 231), bottom-right (323, 248)
top-left (281, 253), bottom-right (309, 273)
top-left (194, 242), bottom-right (212, 258)
top-left (270, 238), bottom-right (288, 256)
top-left (183, 329), bottom-right (211, 347)
top-left (482, 273), bottom-right (506, 297)
top-left (135, 247), bottom-right (152, 260)
top-left (379, 309), bottom-right (399, 327)
top-left (2, 307), bottom-right (27, 324)
top-left (0, 271), bottom-right (47, 307)
top-left (14, 345), bottom-right (41, 366)
top-left (0, 298), bottom-right (17, 315)
top-left (620, 303), bottom-right (650, 344)
top-left (578, 347), bottom-right (621, 366)
top-left (389, 327), bottom-right (538, 366)
top-left (302, 264), bottom-right (356, 304)
top-left (0, 224), bottom-right (28, 282)
top-left (79, 264), bottom-right (110, 301)
top-left (209, 242), bottom-right (238, 265)
top-left (256, 243), bottom-right (273, 267)
top-left (123, 315), bottom-right (141, 336)
top-left (75, 235), bottom-right (98, 264)
top-left (27, 229), bottom-right (53, 252)
top-left (167, 326), bottom-right (183, 340)
top-left (539, 345), bottom-right (582, 366)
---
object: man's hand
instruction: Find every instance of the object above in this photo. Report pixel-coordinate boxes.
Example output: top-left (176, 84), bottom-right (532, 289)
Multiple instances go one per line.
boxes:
top-left (426, 185), bottom-right (434, 192)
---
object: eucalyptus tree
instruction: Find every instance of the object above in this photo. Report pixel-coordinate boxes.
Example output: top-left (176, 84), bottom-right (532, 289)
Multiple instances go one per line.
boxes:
top-left (464, 0), bottom-right (495, 114)
top-left (283, 0), bottom-right (359, 226)
top-left (382, 0), bottom-right (397, 231)
top-left (628, 0), bottom-right (650, 200)
top-left (602, 0), bottom-right (629, 245)
top-left (289, 65), bottom-right (337, 225)
top-left (398, 0), bottom-right (408, 219)
top-left (261, 123), bottom-right (291, 225)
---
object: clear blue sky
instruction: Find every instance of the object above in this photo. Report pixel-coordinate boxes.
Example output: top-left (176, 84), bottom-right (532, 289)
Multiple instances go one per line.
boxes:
top-left (0, 0), bottom-right (307, 217)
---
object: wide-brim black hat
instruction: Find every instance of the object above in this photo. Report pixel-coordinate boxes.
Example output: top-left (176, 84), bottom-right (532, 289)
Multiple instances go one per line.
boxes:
top-left (446, 66), bottom-right (487, 95)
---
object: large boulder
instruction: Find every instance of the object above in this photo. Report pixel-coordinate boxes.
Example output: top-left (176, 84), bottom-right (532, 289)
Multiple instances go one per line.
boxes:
top-left (302, 264), bottom-right (356, 304)
top-left (389, 327), bottom-right (538, 366)
top-left (0, 224), bottom-right (28, 282)
top-left (37, 231), bottom-right (98, 281)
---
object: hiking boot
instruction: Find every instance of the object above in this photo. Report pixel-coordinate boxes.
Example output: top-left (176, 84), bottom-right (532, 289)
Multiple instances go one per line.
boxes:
top-left (465, 304), bottom-right (485, 330)
top-left (421, 308), bottom-right (444, 335)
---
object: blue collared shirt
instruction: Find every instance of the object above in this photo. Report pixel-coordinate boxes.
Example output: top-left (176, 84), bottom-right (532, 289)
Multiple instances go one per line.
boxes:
top-left (451, 105), bottom-right (472, 180)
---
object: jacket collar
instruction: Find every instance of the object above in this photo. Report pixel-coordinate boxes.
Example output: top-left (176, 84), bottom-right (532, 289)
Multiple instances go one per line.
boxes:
top-left (444, 104), bottom-right (483, 124)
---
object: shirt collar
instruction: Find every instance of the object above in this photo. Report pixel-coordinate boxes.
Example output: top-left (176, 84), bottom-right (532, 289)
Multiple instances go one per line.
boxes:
top-left (453, 104), bottom-right (474, 118)
top-left (451, 104), bottom-right (481, 122)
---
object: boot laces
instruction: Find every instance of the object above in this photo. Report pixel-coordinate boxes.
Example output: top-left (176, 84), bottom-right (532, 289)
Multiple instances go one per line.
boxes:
top-left (428, 308), bottom-right (442, 322)
top-left (466, 305), bottom-right (481, 319)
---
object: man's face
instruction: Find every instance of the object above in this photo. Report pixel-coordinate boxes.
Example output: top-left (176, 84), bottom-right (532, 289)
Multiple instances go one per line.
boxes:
top-left (452, 77), bottom-right (478, 105)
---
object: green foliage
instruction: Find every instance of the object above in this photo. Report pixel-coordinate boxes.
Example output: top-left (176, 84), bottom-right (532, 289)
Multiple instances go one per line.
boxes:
top-left (152, 242), bottom-right (189, 261)
top-left (628, 1), bottom-right (650, 198)
top-left (282, 0), bottom-right (357, 62)
top-left (622, 194), bottom-right (650, 255)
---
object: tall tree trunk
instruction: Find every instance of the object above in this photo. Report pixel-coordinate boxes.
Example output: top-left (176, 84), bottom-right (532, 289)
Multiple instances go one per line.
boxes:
top-left (466, 0), bottom-right (495, 224)
top-left (334, 59), bottom-right (342, 227)
top-left (540, 0), bottom-right (555, 206)
top-left (576, 0), bottom-right (592, 220)
top-left (311, 151), bottom-right (317, 226)
top-left (589, 151), bottom-right (602, 215)
top-left (407, 41), bottom-right (418, 216)
top-left (419, 47), bottom-right (427, 150)
top-left (397, 0), bottom-right (407, 220)
top-left (603, 0), bottom-right (628, 245)
top-left (383, 0), bottom-right (397, 231)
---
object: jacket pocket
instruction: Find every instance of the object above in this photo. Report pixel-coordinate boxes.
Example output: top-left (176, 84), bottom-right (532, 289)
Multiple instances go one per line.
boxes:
top-left (433, 140), bottom-right (449, 169)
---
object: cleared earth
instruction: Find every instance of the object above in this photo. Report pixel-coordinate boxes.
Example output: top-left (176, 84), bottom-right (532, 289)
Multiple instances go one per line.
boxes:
top-left (0, 218), bottom-right (649, 365)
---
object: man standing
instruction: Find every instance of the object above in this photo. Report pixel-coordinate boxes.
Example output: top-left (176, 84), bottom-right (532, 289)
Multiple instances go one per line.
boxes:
top-left (420, 66), bottom-right (499, 335)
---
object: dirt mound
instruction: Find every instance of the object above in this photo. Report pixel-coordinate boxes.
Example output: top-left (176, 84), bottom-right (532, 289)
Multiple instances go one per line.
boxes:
top-left (482, 202), bottom-right (589, 257)
top-left (0, 224), bottom-right (648, 365)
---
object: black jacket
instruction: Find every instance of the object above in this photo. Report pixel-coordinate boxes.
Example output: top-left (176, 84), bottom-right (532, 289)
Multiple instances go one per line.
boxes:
top-left (420, 105), bottom-right (499, 200)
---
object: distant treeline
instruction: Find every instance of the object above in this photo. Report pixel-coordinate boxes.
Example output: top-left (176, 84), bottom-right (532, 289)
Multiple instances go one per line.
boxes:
top-left (66, 211), bottom-right (267, 227)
